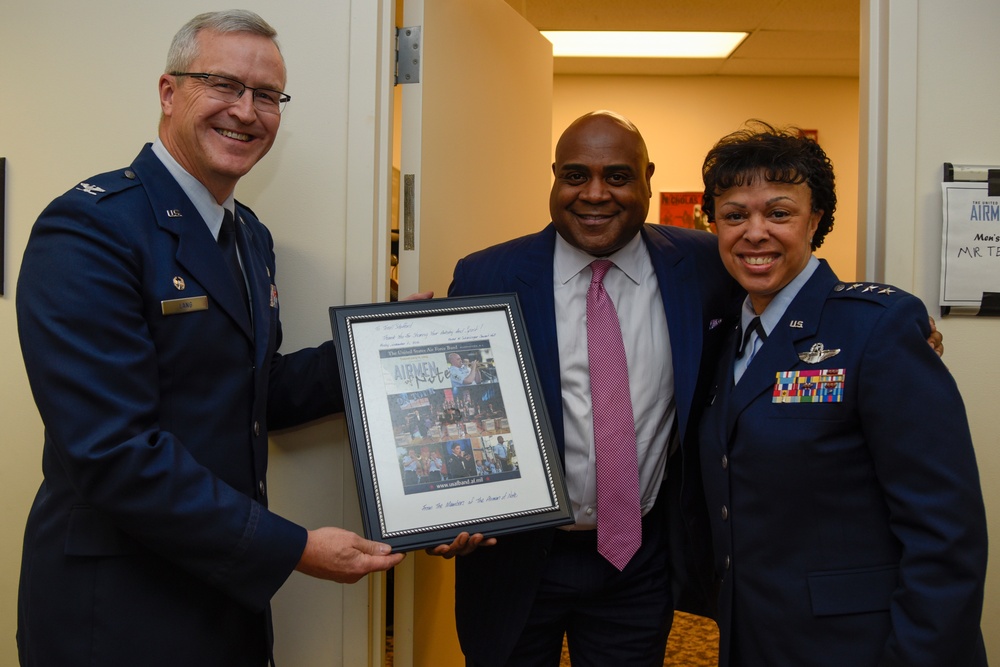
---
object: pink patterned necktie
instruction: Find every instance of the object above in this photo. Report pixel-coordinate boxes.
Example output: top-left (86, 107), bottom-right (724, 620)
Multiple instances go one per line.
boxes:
top-left (587, 259), bottom-right (642, 571)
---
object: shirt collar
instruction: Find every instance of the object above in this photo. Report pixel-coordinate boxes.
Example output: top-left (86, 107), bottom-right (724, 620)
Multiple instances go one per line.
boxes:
top-left (554, 229), bottom-right (646, 285)
top-left (742, 254), bottom-right (821, 335)
top-left (151, 139), bottom-right (235, 238)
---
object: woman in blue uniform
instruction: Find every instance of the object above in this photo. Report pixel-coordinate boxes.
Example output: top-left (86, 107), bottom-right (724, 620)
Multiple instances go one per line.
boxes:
top-left (698, 121), bottom-right (987, 667)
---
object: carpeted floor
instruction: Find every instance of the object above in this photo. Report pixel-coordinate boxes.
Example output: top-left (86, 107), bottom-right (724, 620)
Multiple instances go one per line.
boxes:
top-left (664, 611), bottom-right (719, 666)
top-left (386, 611), bottom-right (719, 666)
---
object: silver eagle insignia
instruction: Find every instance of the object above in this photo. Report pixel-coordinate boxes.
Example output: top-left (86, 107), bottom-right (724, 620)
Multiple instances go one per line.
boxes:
top-left (798, 342), bottom-right (841, 364)
top-left (76, 182), bottom-right (106, 196)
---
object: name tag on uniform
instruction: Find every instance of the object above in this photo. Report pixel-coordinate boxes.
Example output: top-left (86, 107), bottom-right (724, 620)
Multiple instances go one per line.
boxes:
top-left (772, 368), bottom-right (845, 403)
top-left (161, 296), bottom-right (209, 316)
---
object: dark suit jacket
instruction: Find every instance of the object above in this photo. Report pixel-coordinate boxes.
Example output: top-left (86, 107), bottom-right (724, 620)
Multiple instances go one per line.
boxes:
top-left (699, 260), bottom-right (988, 667)
top-left (16, 145), bottom-right (342, 666)
top-left (448, 223), bottom-right (741, 665)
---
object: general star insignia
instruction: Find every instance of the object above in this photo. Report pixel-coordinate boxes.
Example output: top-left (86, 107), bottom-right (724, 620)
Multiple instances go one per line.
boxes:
top-left (878, 287), bottom-right (895, 295)
top-left (798, 342), bottom-right (841, 364)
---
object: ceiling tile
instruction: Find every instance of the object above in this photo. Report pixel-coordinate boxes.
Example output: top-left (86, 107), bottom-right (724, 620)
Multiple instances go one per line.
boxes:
top-left (511, 0), bottom-right (861, 76)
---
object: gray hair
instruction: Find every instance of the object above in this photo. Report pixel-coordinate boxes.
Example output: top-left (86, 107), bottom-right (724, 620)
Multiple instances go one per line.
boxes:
top-left (165, 10), bottom-right (282, 74)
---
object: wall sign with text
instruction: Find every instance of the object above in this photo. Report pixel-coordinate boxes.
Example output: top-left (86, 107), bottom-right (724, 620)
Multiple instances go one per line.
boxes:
top-left (940, 181), bottom-right (1000, 313)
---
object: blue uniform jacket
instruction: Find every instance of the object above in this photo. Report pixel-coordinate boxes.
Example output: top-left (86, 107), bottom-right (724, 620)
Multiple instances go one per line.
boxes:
top-left (699, 260), bottom-right (988, 666)
top-left (448, 223), bottom-right (741, 666)
top-left (16, 144), bottom-right (342, 666)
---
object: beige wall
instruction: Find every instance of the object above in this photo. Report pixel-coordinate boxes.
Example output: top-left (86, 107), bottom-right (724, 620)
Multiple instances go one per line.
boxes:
top-left (552, 75), bottom-right (860, 280)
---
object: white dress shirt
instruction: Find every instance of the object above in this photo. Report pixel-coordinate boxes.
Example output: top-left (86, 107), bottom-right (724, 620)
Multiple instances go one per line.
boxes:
top-left (554, 232), bottom-right (674, 528)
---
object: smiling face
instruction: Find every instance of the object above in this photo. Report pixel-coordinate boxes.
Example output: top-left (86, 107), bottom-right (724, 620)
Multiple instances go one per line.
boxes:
top-left (549, 114), bottom-right (654, 256)
top-left (158, 30), bottom-right (285, 203)
top-left (714, 175), bottom-right (821, 314)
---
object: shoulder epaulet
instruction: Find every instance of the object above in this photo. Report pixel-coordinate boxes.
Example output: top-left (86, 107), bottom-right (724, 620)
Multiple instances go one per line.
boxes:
top-left (829, 281), bottom-right (908, 305)
top-left (234, 199), bottom-right (259, 222)
top-left (64, 167), bottom-right (142, 203)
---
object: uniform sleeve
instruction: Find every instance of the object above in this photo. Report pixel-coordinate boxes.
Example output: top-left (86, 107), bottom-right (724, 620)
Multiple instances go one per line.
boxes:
top-left (858, 296), bottom-right (987, 665)
top-left (267, 340), bottom-right (343, 429)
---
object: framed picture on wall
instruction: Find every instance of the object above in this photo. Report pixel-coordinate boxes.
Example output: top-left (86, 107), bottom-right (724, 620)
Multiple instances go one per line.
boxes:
top-left (659, 190), bottom-right (715, 234)
top-left (798, 129), bottom-right (819, 143)
top-left (329, 294), bottom-right (572, 551)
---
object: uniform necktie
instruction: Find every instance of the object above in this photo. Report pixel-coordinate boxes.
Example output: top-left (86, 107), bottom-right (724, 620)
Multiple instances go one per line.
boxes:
top-left (219, 208), bottom-right (250, 316)
top-left (736, 316), bottom-right (767, 359)
top-left (587, 259), bottom-right (642, 571)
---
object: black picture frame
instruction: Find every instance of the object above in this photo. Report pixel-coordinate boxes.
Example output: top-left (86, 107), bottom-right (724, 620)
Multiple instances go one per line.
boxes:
top-left (329, 294), bottom-right (571, 552)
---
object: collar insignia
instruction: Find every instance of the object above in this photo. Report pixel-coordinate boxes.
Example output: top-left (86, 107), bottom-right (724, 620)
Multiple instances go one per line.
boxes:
top-left (76, 182), bottom-right (106, 196)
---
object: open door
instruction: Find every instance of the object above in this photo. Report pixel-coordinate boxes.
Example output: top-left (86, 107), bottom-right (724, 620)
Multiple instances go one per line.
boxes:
top-left (392, 1), bottom-right (553, 664)
top-left (396, 0), bottom-right (554, 298)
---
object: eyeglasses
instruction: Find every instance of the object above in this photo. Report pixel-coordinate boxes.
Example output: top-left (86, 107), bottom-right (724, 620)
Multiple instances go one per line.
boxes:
top-left (171, 72), bottom-right (291, 115)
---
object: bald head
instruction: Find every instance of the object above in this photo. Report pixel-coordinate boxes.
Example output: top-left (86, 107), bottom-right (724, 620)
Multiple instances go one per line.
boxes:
top-left (549, 111), bottom-right (655, 256)
top-left (555, 110), bottom-right (649, 163)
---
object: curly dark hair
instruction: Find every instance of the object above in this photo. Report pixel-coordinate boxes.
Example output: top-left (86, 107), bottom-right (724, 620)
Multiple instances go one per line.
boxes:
top-left (701, 120), bottom-right (836, 250)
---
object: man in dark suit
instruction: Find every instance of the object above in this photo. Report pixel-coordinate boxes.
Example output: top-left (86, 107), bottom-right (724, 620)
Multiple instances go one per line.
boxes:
top-left (439, 111), bottom-right (742, 667)
top-left (15, 11), bottom-right (404, 666)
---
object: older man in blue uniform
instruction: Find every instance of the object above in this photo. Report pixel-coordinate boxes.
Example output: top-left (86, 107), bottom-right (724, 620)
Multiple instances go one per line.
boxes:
top-left (15, 11), bottom-right (404, 666)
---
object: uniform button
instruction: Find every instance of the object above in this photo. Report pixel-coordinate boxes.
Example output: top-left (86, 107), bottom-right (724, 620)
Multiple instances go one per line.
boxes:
top-left (585, 507), bottom-right (594, 516)
top-left (721, 454), bottom-right (728, 469)
top-left (123, 169), bottom-right (136, 179)
top-left (724, 555), bottom-right (731, 570)
top-left (721, 505), bottom-right (729, 520)
top-left (259, 480), bottom-right (266, 496)
top-left (253, 421), bottom-right (260, 436)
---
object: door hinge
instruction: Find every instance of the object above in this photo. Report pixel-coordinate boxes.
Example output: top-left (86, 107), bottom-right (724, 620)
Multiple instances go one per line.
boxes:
top-left (396, 26), bottom-right (422, 85)
top-left (403, 174), bottom-right (415, 250)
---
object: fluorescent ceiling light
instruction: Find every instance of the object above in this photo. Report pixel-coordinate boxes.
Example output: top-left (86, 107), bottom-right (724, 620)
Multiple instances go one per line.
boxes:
top-left (541, 31), bottom-right (747, 59)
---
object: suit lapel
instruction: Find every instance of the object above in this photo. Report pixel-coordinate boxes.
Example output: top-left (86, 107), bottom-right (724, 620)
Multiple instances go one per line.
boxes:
top-left (133, 147), bottom-right (254, 342)
top-left (643, 226), bottom-right (701, 442)
top-left (724, 261), bottom-right (838, 442)
top-left (705, 320), bottom-right (740, 455)
top-left (511, 227), bottom-right (564, 455)
top-left (235, 209), bottom-right (271, 362)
